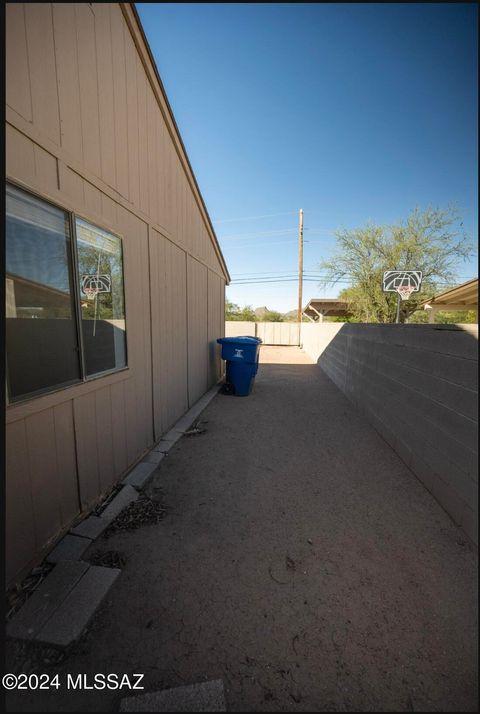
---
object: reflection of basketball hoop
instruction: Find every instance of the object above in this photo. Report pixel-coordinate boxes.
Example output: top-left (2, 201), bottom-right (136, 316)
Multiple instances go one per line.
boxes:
top-left (397, 285), bottom-right (415, 301)
top-left (83, 287), bottom-right (98, 300)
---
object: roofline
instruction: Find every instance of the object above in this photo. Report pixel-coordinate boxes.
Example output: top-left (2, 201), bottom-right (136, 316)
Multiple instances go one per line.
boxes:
top-left (420, 277), bottom-right (478, 306)
top-left (125, 3), bottom-right (231, 283)
top-left (304, 298), bottom-right (349, 307)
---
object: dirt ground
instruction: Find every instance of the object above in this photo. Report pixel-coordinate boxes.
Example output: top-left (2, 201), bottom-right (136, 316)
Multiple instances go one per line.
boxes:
top-left (6, 346), bottom-right (478, 712)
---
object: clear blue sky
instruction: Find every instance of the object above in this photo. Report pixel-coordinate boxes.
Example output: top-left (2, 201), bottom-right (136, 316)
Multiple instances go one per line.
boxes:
top-left (136, 2), bottom-right (478, 313)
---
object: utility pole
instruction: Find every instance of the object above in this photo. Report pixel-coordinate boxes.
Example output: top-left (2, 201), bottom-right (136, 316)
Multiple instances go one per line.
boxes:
top-left (297, 208), bottom-right (304, 324)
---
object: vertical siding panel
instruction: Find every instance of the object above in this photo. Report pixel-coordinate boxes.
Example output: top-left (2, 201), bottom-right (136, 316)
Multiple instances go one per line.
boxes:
top-left (94, 2), bottom-right (116, 188)
top-left (180, 175), bottom-right (186, 248)
top-left (60, 167), bottom-right (85, 209)
top-left (165, 143), bottom-right (175, 234)
top-left (124, 377), bottom-right (139, 466)
top-left (74, 392), bottom-right (100, 509)
top-left (187, 256), bottom-right (208, 405)
top-left (75, 3), bottom-right (101, 177)
top-left (133, 217), bottom-right (153, 452)
top-left (118, 207), bottom-right (143, 462)
top-left (110, 3), bottom-right (129, 198)
top-left (101, 192), bottom-right (117, 229)
top-left (162, 241), bottom-right (188, 428)
top-left (52, 3), bottom-right (83, 161)
top-left (143, 226), bottom-right (154, 448)
top-left (155, 115), bottom-right (166, 232)
top-left (25, 410), bottom-right (62, 547)
top-left (147, 87), bottom-right (158, 226)
top-left (163, 127), bottom-right (172, 233)
top-left (53, 401), bottom-right (80, 526)
top-left (6, 124), bottom-right (35, 183)
top-left (24, 3), bottom-right (60, 145)
top-left (33, 144), bottom-right (59, 194)
top-left (95, 386), bottom-right (115, 492)
top-left (137, 55), bottom-right (149, 215)
top-left (149, 231), bottom-right (163, 439)
top-left (6, 3), bottom-right (32, 121)
top-left (6, 421), bottom-right (36, 584)
top-left (208, 271), bottom-right (222, 386)
top-left (125, 26), bottom-right (140, 207)
top-left (84, 181), bottom-right (103, 221)
top-left (110, 380), bottom-right (128, 477)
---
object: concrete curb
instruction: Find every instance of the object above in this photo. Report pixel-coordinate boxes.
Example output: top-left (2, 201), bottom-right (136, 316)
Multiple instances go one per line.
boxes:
top-left (119, 679), bottom-right (226, 712)
top-left (6, 561), bottom-right (120, 649)
top-left (7, 385), bottom-right (221, 648)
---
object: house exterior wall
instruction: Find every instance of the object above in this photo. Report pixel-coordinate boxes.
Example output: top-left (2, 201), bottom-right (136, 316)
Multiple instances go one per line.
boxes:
top-left (301, 323), bottom-right (478, 545)
top-left (6, 2), bottom-right (227, 585)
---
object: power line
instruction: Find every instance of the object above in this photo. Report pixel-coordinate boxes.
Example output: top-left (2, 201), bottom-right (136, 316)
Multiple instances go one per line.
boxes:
top-left (219, 227), bottom-right (335, 240)
top-left (213, 211), bottom-right (298, 224)
top-left (230, 278), bottom-right (353, 285)
top-left (229, 277), bottom-right (476, 286)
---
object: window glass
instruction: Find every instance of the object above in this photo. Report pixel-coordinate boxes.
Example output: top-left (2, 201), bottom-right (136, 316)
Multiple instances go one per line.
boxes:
top-left (6, 184), bottom-right (81, 400)
top-left (75, 218), bottom-right (127, 376)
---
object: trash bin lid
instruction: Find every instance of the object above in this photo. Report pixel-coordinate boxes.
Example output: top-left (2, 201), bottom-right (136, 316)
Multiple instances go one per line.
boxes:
top-left (217, 336), bottom-right (262, 344)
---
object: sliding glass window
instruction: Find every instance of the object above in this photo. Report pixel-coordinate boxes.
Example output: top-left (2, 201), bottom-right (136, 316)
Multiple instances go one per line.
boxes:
top-left (6, 184), bottom-right (81, 400)
top-left (75, 218), bottom-right (127, 376)
top-left (5, 184), bottom-right (128, 403)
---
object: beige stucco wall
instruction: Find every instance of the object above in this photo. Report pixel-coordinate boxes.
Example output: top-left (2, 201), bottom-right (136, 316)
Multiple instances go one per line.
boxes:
top-left (301, 323), bottom-right (478, 544)
top-left (6, 3), bottom-right (227, 585)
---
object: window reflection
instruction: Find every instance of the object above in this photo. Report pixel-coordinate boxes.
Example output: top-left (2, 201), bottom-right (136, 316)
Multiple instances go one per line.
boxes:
top-left (75, 218), bottom-right (127, 376)
top-left (6, 185), bottom-right (81, 400)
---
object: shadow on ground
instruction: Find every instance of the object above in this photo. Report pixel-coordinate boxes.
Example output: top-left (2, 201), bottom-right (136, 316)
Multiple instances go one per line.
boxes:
top-left (6, 347), bottom-right (478, 712)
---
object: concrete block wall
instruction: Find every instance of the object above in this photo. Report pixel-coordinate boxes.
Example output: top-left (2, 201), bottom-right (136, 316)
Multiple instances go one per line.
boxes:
top-left (301, 323), bottom-right (478, 544)
top-left (225, 322), bottom-right (300, 345)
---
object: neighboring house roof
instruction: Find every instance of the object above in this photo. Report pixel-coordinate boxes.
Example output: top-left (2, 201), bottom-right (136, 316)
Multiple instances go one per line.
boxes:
top-left (303, 298), bottom-right (352, 320)
top-left (126, 4), bottom-right (230, 283)
top-left (420, 277), bottom-right (478, 311)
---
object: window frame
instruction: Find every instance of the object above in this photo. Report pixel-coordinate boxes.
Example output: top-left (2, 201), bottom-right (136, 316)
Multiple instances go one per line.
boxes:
top-left (5, 181), bottom-right (129, 405)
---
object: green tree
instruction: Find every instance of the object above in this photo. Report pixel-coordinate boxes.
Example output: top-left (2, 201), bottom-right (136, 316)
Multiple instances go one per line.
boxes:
top-left (225, 299), bottom-right (240, 320)
top-left (319, 206), bottom-right (474, 323)
top-left (260, 310), bottom-right (284, 322)
top-left (225, 300), bottom-right (256, 321)
top-left (408, 308), bottom-right (476, 324)
top-left (237, 305), bottom-right (256, 321)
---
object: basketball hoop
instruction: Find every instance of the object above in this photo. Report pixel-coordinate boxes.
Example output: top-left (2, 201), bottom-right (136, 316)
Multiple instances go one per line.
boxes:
top-left (83, 287), bottom-right (98, 300)
top-left (396, 285), bottom-right (415, 301)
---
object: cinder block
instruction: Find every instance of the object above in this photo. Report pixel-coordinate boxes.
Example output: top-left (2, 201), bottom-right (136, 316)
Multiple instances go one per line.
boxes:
top-left (46, 534), bottom-right (91, 564)
top-left (70, 516), bottom-right (110, 540)
top-left (119, 679), bottom-right (226, 712)
top-left (100, 485), bottom-right (139, 522)
top-left (7, 561), bottom-right (89, 640)
top-left (122, 461), bottom-right (157, 490)
top-left (152, 437), bottom-right (179, 453)
top-left (161, 428), bottom-right (183, 444)
top-left (37, 565), bottom-right (120, 648)
top-left (143, 451), bottom-right (165, 465)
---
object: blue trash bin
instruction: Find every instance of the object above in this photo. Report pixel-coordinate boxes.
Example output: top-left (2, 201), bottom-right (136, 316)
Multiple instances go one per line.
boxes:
top-left (217, 336), bottom-right (262, 396)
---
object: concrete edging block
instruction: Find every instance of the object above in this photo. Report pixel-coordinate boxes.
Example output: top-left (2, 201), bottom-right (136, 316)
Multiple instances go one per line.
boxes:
top-left (119, 679), bottom-right (226, 712)
top-left (100, 485), bottom-right (139, 522)
top-left (6, 561), bottom-right (89, 641)
top-left (46, 534), bottom-right (91, 564)
top-left (122, 461), bottom-right (158, 490)
top-left (70, 516), bottom-right (110, 540)
top-left (36, 565), bottom-right (121, 648)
